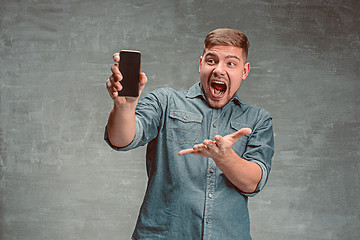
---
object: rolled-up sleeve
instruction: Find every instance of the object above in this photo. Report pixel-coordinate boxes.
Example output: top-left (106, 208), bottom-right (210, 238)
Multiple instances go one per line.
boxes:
top-left (242, 110), bottom-right (274, 197)
top-left (104, 117), bottom-right (146, 151)
top-left (104, 90), bottom-right (165, 152)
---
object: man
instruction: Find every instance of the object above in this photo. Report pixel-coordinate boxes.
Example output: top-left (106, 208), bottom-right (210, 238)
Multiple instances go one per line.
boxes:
top-left (105, 28), bottom-right (274, 239)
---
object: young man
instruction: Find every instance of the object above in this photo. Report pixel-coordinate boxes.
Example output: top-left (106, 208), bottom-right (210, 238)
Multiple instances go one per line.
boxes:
top-left (105, 28), bottom-right (274, 239)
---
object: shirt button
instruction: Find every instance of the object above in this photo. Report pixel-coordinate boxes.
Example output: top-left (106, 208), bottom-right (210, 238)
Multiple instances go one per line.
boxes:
top-left (212, 123), bottom-right (216, 128)
top-left (183, 116), bottom-right (187, 120)
top-left (208, 193), bottom-right (213, 198)
top-left (209, 169), bottom-right (214, 174)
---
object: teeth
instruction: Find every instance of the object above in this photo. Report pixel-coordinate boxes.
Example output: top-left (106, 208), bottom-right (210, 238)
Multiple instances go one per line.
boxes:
top-left (213, 80), bottom-right (225, 85)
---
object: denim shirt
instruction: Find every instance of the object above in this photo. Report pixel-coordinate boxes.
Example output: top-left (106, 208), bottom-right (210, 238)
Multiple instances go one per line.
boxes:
top-left (105, 82), bottom-right (274, 240)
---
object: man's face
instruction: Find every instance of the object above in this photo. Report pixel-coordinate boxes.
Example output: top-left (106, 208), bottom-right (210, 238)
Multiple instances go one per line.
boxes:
top-left (199, 45), bottom-right (250, 109)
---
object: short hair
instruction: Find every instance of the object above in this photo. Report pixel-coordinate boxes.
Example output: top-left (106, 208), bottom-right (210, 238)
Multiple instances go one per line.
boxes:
top-left (203, 28), bottom-right (250, 59)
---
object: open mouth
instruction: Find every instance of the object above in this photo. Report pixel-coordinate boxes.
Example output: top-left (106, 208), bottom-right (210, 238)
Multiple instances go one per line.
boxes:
top-left (210, 80), bottom-right (227, 98)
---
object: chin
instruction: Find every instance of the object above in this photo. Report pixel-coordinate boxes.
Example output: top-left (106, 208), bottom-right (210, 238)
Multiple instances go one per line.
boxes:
top-left (207, 99), bottom-right (228, 109)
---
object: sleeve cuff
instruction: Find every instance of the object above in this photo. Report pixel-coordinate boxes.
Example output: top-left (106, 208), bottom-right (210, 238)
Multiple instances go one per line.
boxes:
top-left (241, 160), bottom-right (268, 197)
top-left (104, 118), bottom-right (144, 151)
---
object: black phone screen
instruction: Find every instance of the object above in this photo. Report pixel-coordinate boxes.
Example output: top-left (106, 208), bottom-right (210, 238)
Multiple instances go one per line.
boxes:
top-left (118, 50), bottom-right (141, 97)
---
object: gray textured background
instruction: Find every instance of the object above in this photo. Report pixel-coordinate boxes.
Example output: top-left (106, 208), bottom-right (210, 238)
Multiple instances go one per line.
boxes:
top-left (1, 0), bottom-right (359, 239)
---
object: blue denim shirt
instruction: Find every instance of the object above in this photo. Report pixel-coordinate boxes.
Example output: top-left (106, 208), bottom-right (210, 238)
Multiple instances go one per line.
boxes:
top-left (105, 82), bottom-right (274, 240)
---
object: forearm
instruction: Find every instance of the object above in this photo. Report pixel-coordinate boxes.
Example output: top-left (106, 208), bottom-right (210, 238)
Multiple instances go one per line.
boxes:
top-left (107, 102), bottom-right (137, 148)
top-left (214, 150), bottom-right (262, 193)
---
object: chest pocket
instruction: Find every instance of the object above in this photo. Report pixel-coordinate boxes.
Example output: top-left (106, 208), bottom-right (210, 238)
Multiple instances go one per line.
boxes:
top-left (230, 121), bottom-right (250, 156)
top-left (166, 110), bottom-right (203, 144)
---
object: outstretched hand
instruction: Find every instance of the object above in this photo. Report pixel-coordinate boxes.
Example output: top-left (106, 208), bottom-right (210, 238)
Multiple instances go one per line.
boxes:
top-left (178, 128), bottom-right (252, 158)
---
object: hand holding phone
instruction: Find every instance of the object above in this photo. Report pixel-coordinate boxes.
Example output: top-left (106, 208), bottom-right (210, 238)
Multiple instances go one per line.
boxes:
top-left (118, 50), bottom-right (141, 97)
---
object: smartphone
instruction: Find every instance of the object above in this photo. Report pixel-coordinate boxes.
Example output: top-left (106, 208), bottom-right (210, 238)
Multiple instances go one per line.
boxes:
top-left (118, 50), bottom-right (141, 97)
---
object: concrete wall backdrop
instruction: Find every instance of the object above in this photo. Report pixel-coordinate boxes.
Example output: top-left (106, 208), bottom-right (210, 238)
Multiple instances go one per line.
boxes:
top-left (0, 0), bottom-right (359, 239)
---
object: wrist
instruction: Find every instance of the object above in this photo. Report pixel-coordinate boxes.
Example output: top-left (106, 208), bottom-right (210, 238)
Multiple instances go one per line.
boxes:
top-left (113, 99), bottom-right (138, 111)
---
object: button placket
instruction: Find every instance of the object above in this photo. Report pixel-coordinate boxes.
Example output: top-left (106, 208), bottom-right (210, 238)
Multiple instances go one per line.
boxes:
top-left (203, 108), bottom-right (220, 240)
top-left (203, 162), bottom-right (216, 240)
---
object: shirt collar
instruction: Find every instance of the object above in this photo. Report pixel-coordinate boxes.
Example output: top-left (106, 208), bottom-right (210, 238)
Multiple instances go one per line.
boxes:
top-left (186, 82), bottom-right (204, 99)
top-left (186, 82), bottom-right (243, 106)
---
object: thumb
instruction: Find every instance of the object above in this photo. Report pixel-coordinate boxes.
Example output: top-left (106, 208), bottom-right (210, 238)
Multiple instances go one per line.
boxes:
top-left (231, 128), bottom-right (252, 141)
top-left (139, 72), bottom-right (148, 93)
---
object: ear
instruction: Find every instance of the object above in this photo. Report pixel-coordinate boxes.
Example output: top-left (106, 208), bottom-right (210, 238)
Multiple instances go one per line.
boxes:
top-left (199, 56), bottom-right (203, 73)
top-left (242, 62), bottom-right (250, 80)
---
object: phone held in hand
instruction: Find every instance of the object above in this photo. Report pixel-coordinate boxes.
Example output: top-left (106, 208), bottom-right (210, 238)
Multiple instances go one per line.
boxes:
top-left (118, 50), bottom-right (141, 97)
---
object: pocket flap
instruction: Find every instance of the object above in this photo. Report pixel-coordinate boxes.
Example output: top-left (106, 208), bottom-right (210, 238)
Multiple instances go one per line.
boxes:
top-left (169, 110), bottom-right (203, 123)
top-left (230, 121), bottom-right (251, 131)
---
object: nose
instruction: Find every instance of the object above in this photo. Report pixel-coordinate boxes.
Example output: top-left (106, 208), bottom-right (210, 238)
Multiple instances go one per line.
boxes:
top-left (213, 63), bottom-right (226, 77)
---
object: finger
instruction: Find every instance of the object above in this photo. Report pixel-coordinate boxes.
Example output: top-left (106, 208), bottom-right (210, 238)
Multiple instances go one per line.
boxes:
top-left (193, 143), bottom-right (206, 151)
top-left (214, 135), bottom-right (223, 148)
top-left (109, 75), bottom-right (116, 85)
top-left (106, 78), bottom-right (113, 92)
top-left (178, 148), bottom-right (196, 156)
top-left (110, 64), bottom-right (122, 82)
top-left (203, 140), bottom-right (215, 148)
top-left (113, 52), bottom-right (120, 62)
top-left (178, 144), bottom-right (205, 156)
top-left (106, 77), bottom-right (116, 91)
top-left (106, 78), bottom-right (119, 97)
top-left (109, 75), bottom-right (122, 92)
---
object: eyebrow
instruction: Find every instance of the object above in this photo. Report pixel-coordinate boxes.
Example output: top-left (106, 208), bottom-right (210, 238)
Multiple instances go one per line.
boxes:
top-left (224, 55), bottom-right (242, 62)
top-left (204, 52), bottom-right (242, 62)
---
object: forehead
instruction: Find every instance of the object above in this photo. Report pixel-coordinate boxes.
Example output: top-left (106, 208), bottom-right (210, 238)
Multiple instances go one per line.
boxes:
top-left (203, 45), bottom-right (245, 61)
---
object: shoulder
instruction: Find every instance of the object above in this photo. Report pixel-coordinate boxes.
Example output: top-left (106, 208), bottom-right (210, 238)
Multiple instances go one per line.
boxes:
top-left (145, 87), bottom-right (187, 96)
top-left (141, 87), bottom-right (188, 103)
top-left (236, 102), bottom-right (273, 130)
top-left (241, 102), bottom-right (272, 119)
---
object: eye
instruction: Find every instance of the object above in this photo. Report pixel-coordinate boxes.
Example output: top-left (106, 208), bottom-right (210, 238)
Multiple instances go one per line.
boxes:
top-left (207, 59), bottom-right (215, 65)
top-left (228, 61), bottom-right (236, 67)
